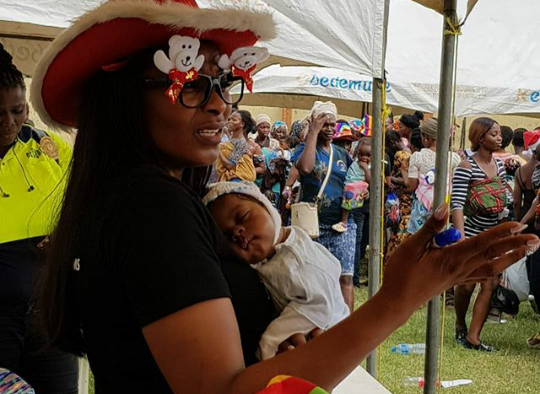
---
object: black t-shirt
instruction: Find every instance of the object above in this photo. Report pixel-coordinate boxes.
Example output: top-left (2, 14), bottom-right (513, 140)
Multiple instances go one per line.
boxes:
top-left (77, 171), bottom-right (273, 393)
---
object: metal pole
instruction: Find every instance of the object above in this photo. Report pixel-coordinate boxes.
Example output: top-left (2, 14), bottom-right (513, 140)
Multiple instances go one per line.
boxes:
top-left (460, 117), bottom-right (468, 151)
top-left (367, 77), bottom-right (383, 378)
top-left (366, 0), bottom-right (390, 378)
top-left (424, 0), bottom-right (458, 393)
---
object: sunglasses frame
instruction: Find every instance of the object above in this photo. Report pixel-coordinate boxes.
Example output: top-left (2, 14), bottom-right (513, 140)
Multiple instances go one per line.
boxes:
top-left (143, 72), bottom-right (244, 108)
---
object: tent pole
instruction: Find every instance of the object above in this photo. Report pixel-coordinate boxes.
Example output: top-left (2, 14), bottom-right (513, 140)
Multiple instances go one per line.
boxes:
top-left (366, 0), bottom-right (390, 378)
top-left (460, 117), bottom-right (467, 150)
top-left (424, 1), bottom-right (458, 393)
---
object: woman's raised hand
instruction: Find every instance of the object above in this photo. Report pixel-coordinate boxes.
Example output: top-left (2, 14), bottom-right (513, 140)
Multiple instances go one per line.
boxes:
top-left (381, 204), bottom-right (539, 311)
top-left (309, 113), bottom-right (329, 135)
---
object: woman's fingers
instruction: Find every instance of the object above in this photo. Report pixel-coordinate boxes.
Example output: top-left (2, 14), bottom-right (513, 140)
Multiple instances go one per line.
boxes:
top-left (394, 203), bottom-right (448, 258)
top-left (464, 234), bottom-right (537, 267)
top-left (448, 222), bottom-right (531, 262)
top-left (464, 245), bottom-right (530, 281)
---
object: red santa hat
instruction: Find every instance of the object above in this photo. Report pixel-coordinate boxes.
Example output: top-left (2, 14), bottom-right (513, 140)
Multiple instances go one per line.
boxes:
top-left (30, 0), bottom-right (275, 131)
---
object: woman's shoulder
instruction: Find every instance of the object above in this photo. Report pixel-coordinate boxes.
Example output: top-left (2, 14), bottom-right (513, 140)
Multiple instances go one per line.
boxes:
top-left (115, 169), bottom-right (203, 210)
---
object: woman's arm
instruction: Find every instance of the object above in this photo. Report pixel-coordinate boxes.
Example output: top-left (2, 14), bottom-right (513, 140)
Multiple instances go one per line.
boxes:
top-left (295, 114), bottom-right (327, 175)
top-left (143, 208), bottom-right (537, 394)
top-left (520, 196), bottom-right (538, 224)
top-left (219, 150), bottom-right (235, 171)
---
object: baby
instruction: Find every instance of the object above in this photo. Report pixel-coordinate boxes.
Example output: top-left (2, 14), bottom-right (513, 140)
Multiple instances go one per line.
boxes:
top-left (203, 181), bottom-right (350, 360)
top-left (332, 139), bottom-right (371, 233)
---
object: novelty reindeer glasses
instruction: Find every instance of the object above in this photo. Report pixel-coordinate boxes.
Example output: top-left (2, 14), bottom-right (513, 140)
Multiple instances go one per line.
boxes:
top-left (154, 35), bottom-right (270, 104)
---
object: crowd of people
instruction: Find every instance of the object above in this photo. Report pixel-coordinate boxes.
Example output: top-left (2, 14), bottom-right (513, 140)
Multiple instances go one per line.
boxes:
top-left (0, 0), bottom-right (538, 393)
top-left (212, 104), bottom-right (540, 354)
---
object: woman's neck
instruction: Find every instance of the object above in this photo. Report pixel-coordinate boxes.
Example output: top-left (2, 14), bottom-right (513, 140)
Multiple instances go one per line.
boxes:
top-left (256, 134), bottom-right (268, 143)
top-left (318, 139), bottom-right (331, 150)
top-left (231, 129), bottom-right (244, 139)
top-left (475, 147), bottom-right (493, 163)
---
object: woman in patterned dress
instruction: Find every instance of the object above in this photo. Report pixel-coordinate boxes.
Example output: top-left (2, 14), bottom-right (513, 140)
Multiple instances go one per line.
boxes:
top-left (386, 131), bottom-right (412, 256)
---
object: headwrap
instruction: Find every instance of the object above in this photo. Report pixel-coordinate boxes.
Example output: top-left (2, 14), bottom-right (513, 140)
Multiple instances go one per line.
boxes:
top-left (255, 114), bottom-right (272, 127)
top-left (202, 181), bottom-right (282, 245)
top-left (310, 101), bottom-right (337, 121)
top-left (271, 121), bottom-right (288, 135)
top-left (421, 118), bottom-right (438, 139)
top-left (290, 120), bottom-right (304, 138)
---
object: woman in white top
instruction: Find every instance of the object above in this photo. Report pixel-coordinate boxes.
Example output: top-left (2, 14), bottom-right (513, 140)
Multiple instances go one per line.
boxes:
top-left (403, 118), bottom-right (460, 234)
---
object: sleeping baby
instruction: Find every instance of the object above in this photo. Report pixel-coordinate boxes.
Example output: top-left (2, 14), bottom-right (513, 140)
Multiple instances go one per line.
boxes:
top-left (203, 181), bottom-right (349, 360)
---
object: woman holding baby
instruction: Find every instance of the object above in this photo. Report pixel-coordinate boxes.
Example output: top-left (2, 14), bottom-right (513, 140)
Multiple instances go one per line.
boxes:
top-left (34, 1), bottom-right (538, 393)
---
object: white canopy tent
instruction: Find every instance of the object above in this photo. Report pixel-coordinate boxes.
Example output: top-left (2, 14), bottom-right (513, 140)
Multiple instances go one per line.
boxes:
top-left (0, 0), bottom-right (385, 78)
top-left (1, 0), bottom-right (538, 117)
top-left (233, 0), bottom-right (540, 117)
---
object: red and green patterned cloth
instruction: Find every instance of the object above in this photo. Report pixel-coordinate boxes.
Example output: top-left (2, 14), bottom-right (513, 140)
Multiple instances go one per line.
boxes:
top-left (257, 375), bottom-right (328, 394)
top-left (464, 176), bottom-right (507, 216)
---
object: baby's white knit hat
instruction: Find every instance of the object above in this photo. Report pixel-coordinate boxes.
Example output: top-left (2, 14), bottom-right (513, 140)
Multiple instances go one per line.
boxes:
top-left (202, 181), bottom-right (282, 245)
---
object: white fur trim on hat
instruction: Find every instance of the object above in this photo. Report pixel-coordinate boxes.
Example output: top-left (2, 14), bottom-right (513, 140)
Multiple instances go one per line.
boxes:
top-left (310, 101), bottom-right (338, 121)
top-left (255, 114), bottom-right (272, 127)
top-left (202, 181), bottom-right (282, 245)
top-left (30, 0), bottom-right (276, 131)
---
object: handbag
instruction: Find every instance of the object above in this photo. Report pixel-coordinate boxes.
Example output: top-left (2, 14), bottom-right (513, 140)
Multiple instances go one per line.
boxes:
top-left (491, 285), bottom-right (520, 315)
top-left (464, 176), bottom-right (507, 217)
top-left (291, 145), bottom-right (334, 239)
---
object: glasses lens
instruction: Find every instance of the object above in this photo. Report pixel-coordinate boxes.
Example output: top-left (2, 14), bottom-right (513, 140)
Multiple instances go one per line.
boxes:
top-left (221, 75), bottom-right (244, 105)
top-left (179, 76), bottom-right (211, 108)
top-left (179, 74), bottom-right (245, 108)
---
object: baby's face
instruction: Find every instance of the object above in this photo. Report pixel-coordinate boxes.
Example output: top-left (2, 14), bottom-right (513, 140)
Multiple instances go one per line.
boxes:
top-left (358, 145), bottom-right (371, 163)
top-left (209, 194), bottom-right (276, 264)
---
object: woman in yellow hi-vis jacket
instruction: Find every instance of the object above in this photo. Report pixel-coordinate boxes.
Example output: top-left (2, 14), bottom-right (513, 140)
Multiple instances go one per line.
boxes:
top-left (0, 44), bottom-right (78, 393)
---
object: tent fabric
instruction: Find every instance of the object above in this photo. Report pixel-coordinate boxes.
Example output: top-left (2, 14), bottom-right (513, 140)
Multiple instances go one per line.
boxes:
top-left (197, 0), bottom-right (385, 78)
top-left (232, 64), bottom-right (540, 117)
top-left (387, 0), bottom-right (540, 116)
top-left (1, 0), bottom-right (539, 117)
top-left (0, 0), bottom-right (386, 78)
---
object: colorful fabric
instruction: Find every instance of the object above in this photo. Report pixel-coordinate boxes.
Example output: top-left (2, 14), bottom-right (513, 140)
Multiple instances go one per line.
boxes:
top-left (271, 121), bottom-right (288, 138)
top-left (229, 137), bottom-right (250, 164)
top-left (386, 150), bottom-right (412, 257)
top-left (290, 119), bottom-right (308, 139)
top-left (408, 197), bottom-right (431, 234)
top-left (216, 142), bottom-right (256, 182)
top-left (415, 169), bottom-right (435, 211)
top-left (257, 375), bottom-right (328, 394)
top-left (0, 369), bottom-right (35, 394)
top-left (316, 222), bottom-right (357, 276)
top-left (341, 181), bottom-right (368, 210)
top-left (385, 193), bottom-right (401, 228)
top-left (363, 114), bottom-right (372, 136)
top-left (292, 143), bottom-right (352, 225)
top-left (464, 177), bottom-right (507, 216)
top-left (333, 122), bottom-right (358, 141)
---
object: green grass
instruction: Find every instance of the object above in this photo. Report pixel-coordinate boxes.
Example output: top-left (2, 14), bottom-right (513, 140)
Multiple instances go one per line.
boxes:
top-left (354, 286), bottom-right (540, 393)
top-left (88, 286), bottom-right (539, 394)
